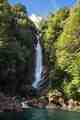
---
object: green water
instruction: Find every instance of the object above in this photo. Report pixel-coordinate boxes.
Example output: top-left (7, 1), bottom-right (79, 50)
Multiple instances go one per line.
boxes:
top-left (0, 109), bottom-right (80, 120)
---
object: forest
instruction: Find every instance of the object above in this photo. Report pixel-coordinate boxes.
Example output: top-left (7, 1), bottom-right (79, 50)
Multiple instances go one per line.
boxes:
top-left (41, 2), bottom-right (80, 100)
top-left (0, 0), bottom-right (80, 112)
top-left (0, 0), bottom-right (37, 96)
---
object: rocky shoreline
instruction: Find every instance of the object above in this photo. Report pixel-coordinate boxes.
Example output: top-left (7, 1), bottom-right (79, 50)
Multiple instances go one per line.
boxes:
top-left (21, 97), bottom-right (80, 112)
top-left (0, 92), bottom-right (80, 112)
top-left (0, 93), bottom-right (23, 112)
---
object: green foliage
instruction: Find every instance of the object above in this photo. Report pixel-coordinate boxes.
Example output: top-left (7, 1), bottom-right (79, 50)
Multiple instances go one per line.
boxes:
top-left (0, 0), bottom-right (37, 95)
top-left (41, 4), bottom-right (80, 100)
top-left (12, 3), bottom-right (27, 14)
top-left (56, 4), bottom-right (80, 99)
top-left (41, 7), bottom-right (69, 88)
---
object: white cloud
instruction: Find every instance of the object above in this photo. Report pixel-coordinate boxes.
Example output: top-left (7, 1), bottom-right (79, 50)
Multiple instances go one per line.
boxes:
top-left (29, 14), bottom-right (43, 28)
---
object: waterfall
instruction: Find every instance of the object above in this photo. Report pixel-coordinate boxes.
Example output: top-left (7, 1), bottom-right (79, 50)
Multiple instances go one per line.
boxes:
top-left (32, 35), bottom-right (43, 89)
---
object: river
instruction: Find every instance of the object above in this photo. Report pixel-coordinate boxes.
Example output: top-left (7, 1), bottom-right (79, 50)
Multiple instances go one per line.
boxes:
top-left (0, 109), bottom-right (80, 120)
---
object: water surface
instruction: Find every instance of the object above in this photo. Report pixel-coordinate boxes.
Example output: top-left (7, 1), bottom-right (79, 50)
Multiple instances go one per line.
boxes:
top-left (0, 109), bottom-right (80, 120)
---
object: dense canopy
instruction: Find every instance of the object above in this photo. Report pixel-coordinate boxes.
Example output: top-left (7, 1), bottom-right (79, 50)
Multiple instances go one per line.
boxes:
top-left (41, 3), bottom-right (80, 100)
top-left (0, 0), bottom-right (37, 95)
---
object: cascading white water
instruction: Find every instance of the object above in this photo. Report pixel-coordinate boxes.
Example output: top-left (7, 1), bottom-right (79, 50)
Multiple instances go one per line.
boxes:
top-left (32, 36), bottom-right (43, 88)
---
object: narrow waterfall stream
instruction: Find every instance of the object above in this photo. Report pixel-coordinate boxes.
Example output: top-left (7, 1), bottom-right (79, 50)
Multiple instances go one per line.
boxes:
top-left (32, 36), bottom-right (43, 89)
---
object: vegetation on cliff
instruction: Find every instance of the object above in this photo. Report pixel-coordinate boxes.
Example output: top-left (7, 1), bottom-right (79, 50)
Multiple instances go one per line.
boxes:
top-left (41, 2), bottom-right (80, 100)
top-left (0, 0), bottom-right (37, 96)
top-left (0, 0), bottom-right (80, 103)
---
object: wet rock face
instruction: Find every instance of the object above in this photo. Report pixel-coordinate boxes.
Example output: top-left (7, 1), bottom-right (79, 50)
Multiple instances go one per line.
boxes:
top-left (0, 28), bottom-right (38, 96)
top-left (0, 93), bottom-right (22, 112)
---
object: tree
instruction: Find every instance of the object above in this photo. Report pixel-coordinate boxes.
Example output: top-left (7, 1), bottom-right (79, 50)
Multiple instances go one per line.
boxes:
top-left (41, 8), bottom-right (69, 90)
top-left (41, 3), bottom-right (80, 100)
top-left (55, 4), bottom-right (80, 99)
top-left (0, 1), bottom-right (37, 95)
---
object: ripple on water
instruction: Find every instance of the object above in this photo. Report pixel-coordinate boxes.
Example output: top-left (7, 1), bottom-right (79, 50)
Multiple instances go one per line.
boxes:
top-left (0, 108), bottom-right (80, 120)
